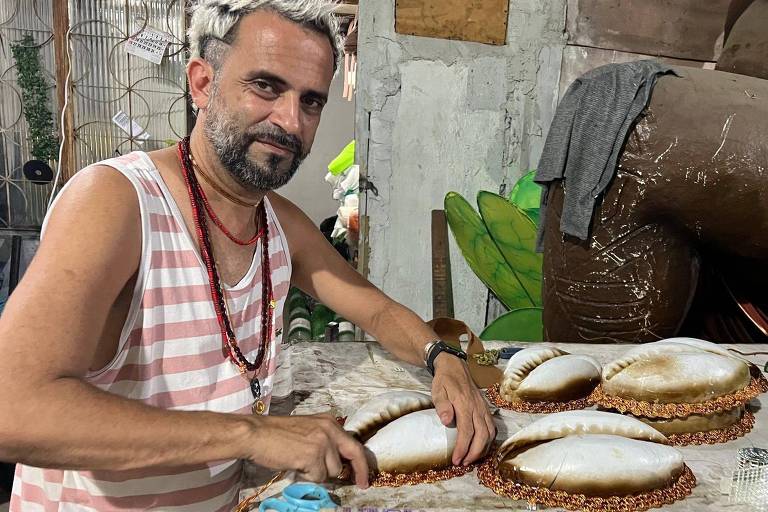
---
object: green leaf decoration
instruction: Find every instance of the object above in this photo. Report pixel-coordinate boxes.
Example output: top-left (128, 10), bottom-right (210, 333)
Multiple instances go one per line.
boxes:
top-left (523, 208), bottom-right (540, 227)
top-left (445, 192), bottom-right (533, 311)
top-left (11, 34), bottom-right (58, 162)
top-left (480, 308), bottom-right (543, 341)
top-left (508, 170), bottom-right (541, 211)
top-left (477, 191), bottom-right (542, 307)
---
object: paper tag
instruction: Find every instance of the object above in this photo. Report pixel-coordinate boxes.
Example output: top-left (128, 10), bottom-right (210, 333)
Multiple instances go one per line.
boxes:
top-left (112, 111), bottom-right (150, 144)
top-left (126, 26), bottom-right (171, 65)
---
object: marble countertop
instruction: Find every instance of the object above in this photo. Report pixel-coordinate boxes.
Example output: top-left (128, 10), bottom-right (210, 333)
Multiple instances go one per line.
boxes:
top-left (242, 341), bottom-right (768, 511)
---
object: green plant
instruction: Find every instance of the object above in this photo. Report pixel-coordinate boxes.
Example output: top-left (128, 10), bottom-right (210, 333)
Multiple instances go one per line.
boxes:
top-left (445, 170), bottom-right (543, 341)
top-left (11, 34), bottom-right (58, 162)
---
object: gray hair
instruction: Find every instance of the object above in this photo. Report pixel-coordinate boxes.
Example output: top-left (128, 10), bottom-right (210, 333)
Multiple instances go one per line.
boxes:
top-left (187, 0), bottom-right (343, 74)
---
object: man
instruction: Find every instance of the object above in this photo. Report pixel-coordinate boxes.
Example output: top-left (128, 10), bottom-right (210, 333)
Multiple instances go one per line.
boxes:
top-left (0, 1), bottom-right (494, 509)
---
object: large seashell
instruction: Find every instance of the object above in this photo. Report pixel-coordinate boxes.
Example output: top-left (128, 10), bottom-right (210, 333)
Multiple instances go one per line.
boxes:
top-left (364, 409), bottom-right (458, 473)
top-left (500, 347), bottom-right (601, 403)
top-left (344, 391), bottom-right (433, 440)
top-left (602, 337), bottom-right (747, 381)
top-left (498, 410), bottom-right (667, 456)
top-left (344, 391), bottom-right (456, 474)
top-left (498, 411), bottom-right (684, 497)
top-left (500, 434), bottom-right (683, 497)
top-left (602, 339), bottom-right (751, 403)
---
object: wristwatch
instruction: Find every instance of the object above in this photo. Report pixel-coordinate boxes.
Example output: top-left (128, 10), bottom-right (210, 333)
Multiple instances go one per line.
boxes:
top-left (424, 340), bottom-right (467, 376)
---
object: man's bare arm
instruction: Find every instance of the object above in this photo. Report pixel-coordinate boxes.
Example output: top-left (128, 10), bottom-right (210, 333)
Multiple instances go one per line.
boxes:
top-left (272, 193), bottom-right (495, 464)
top-left (270, 193), bottom-right (432, 364)
top-left (0, 169), bottom-right (368, 487)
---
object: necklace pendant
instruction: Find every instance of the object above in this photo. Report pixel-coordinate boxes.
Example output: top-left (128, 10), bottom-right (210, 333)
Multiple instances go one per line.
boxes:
top-left (269, 299), bottom-right (276, 310)
top-left (250, 376), bottom-right (261, 399)
top-left (252, 399), bottom-right (266, 415)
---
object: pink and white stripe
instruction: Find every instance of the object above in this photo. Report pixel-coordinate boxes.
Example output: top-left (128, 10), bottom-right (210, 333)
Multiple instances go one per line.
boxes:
top-left (11, 151), bottom-right (291, 511)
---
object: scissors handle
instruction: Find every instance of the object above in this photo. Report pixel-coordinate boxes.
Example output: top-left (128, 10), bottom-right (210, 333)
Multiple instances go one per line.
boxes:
top-left (257, 483), bottom-right (335, 512)
top-left (258, 497), bottom-right (295, 512)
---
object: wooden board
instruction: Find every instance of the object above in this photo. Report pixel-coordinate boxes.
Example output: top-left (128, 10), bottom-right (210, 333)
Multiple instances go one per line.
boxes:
top-left (395, 0), bottom-right (509, 45)
top-left (431, 210), bottom-right (454, 319)
top-left (53, 0), bottom-right (75, 181)
top-left (567, 0), bottom-right (731, 61)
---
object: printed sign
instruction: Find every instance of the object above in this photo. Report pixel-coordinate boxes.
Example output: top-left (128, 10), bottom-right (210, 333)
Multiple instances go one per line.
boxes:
top-left (112, 111), bottom-right (150, 144)
top-left (126, 26), bottom-right (171, 64)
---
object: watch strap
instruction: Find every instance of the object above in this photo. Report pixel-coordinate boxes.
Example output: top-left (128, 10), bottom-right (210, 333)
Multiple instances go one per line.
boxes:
top-left (425, 340), bottom-right (467, 376)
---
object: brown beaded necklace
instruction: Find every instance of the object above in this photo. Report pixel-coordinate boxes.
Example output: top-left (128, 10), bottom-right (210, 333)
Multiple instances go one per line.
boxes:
top-left (189, 154), bottom-right (260, 208)
top-left (177, 137), bottom-right (274, 405)
top-left (188, 154), bottom-right (263, 246)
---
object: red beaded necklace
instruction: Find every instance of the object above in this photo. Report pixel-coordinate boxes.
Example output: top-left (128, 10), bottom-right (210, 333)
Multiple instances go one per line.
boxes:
top-left (189, 154), bottom-right (264, 246)
top-left (177, 137), bottom-right (274, 397)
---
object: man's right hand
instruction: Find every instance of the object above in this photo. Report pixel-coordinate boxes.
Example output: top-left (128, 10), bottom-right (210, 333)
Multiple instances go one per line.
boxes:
top-left (247, 413), bottom-right (369, 488)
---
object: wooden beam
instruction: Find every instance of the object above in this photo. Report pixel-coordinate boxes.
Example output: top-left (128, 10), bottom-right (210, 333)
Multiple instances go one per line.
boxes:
top-left (333, 4), bottom-right (358, 15)
top-left (52, 1), bottom-right (76, 181)
top-left (431, 210), bottom-right (455, 319)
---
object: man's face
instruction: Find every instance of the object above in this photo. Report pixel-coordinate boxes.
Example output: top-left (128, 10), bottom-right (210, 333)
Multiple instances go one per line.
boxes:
top-left (201, 11), bottom-right (334, 191)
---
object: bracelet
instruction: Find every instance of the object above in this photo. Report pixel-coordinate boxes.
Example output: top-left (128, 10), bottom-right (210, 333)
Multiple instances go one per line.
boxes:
top-left (422, 340), bottom-right (439, 365)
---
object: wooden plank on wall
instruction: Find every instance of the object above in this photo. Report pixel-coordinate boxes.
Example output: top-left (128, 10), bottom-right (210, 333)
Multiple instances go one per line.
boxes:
top-left (52, 1), bottom-right (75, 181)
top-left (567, 0), bottom-right (731, 62)
top-left (431, 210), bottom-right (454, 319)
top-left (395, 0), bottom-right (509, 46)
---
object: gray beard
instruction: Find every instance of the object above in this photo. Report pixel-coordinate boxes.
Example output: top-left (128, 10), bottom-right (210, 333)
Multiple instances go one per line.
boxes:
top-left (202, 94), bottom-right (305, 191)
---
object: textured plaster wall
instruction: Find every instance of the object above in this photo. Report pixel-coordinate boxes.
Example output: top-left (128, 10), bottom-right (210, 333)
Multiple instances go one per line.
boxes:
top-left (356, 0), bottom-right (566, 333)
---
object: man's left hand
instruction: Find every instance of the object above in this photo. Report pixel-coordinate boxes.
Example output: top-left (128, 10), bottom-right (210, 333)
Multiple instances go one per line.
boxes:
top-left (430, 352), bottom-right (496, 466)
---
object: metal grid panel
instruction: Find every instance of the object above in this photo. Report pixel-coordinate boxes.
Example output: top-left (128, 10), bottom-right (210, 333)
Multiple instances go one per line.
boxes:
top-left (68, 0), bottom-right (188, 168)
top-left (0, 0), bottom-right (189, 230)
top-left (0, 0), bottom-right (56, 229)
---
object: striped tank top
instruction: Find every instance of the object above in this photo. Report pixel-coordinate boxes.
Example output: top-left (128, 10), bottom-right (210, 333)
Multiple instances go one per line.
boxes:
top-left (11, 151), bottom-right (291, 511)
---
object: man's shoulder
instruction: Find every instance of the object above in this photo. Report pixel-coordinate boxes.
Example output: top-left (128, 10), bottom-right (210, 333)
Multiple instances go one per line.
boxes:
top-left (64, 163), bottom-right (140, 205)
top-left (265, 192), bottom-right (322, 258)
top-left (44, 163), bottom-right (143, 243)
top-left (266, 192), bottom-right (309, 224)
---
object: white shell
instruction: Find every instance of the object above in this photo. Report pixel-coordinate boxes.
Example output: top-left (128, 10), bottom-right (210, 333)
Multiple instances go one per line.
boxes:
top-left (502, 346), bottom-right (566, 389)
top-left (501, 434), bottom-right (683, 496)
top-left (497, 411), bottom-right (683, 496)
top-left (602, 337), bottom-right (747, 381)
top-left (500, 347), bottom-right (601, 402)
top-left (344, 391), bottom-right (433, 439)
top-left (602, 340), bottom-right (751, 403)
top-left (365, 409), bottom-right (457, 473)
top-left (498, 410), bottom-right (667, 457)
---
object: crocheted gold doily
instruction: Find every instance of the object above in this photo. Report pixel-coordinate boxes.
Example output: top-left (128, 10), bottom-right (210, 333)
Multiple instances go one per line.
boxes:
top-left (370, 462), bottom-right (477, 487)
top-left (662, 409), bottom-right (756, 446)
top-left (589, 365), bottom-right (768, 419)
top-left (486, 383), bottom-right (593, 413)
top-left (477, 452), bottom-right (696, 512)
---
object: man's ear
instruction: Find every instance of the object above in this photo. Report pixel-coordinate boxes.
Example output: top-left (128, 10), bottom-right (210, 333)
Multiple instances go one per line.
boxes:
top-left (187, 57), bottom-right (215, 110)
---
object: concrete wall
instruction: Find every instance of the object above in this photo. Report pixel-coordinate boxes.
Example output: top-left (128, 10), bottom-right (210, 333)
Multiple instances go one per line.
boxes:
top-left (279, 74), bottom-right (355, 226)
top-left (355, 0), bottom-right (567, 333)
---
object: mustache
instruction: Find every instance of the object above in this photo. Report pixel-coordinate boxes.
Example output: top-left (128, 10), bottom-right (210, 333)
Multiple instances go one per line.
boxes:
top-left (245, 124), bottom-right (302, 155)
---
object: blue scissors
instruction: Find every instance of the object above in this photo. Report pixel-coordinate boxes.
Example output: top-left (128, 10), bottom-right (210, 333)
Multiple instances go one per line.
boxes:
top-left (258, 483), bottom-right (336, 512)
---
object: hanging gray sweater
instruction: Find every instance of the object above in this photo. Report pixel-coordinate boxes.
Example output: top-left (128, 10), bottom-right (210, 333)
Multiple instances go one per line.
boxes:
top-left (535, 60), bottom-right (678, 251)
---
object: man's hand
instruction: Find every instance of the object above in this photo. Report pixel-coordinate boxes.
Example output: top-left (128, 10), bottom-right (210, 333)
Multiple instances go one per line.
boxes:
top-left (431, 353), bottom-right (496, 466)
top-left (247, 413), bottom-right (369, 488)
